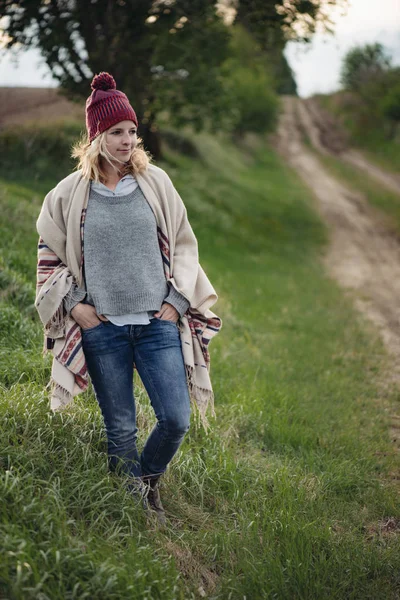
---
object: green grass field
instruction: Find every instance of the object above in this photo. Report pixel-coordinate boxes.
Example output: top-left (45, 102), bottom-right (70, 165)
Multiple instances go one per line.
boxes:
top-left (0, 124), bottom-right (399, 599)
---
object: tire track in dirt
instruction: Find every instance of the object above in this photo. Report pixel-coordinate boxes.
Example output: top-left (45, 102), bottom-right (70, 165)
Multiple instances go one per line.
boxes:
top-left (276, 95), bottom-right (400, 453)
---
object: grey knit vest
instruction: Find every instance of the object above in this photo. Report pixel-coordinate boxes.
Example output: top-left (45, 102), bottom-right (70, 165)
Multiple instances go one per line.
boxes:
top-left (83, 186), bottom-right (169, 315)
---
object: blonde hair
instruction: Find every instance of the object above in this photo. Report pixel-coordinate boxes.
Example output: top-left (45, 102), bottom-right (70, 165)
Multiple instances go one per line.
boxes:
top-left (72, 130), bottom-right (152, 182)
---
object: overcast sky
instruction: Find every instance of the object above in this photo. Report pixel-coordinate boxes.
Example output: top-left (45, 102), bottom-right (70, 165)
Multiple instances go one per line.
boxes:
top-left (0, 0), bottom-right (399, 97)
top-left (285, 0), bottom-right (400, 96)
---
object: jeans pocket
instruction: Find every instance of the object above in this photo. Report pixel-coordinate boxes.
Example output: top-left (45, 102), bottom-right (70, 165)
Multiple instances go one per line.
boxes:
top-left (153, 317), bottom-right (178, 326)
top-left (81, 321), bottom-right (104, 333)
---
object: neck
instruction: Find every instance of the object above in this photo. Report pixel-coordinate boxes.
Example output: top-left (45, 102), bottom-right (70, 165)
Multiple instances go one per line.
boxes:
top-left (101, 161), bottom-right (123, 185)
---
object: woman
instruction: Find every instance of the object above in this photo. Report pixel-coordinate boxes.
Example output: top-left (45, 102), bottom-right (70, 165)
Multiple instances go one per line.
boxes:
top-left (35, 72), bottom-right (222, 524)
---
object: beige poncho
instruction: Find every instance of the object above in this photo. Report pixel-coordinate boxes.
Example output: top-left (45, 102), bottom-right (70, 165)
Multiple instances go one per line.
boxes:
top-left (35, 164), bottom-right (222, 427)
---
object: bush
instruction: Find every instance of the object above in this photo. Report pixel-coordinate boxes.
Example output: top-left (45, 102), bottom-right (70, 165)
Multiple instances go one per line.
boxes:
top-left (380, 79), bottom-right (400, 136)
top-left (0, 120), bottom-right (82, 183)
top-left (337, 44), bottom-right (400, 142)
top-left (340, 43), bottom-right (392, 93)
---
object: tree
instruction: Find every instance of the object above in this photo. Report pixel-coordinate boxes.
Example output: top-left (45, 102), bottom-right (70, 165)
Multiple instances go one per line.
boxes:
top-left (0, 0), bottom-right (230, 156)
top-left (220, 26), bottom-right (279, 134)
top-left (340, 43), bottom-right (392, 93)
top-left (338, 44), bottom-right (400, 142)
top-left (224, 0), bottom-right (346, 97)
top-left (233, 0), bottom-right (349, 50)
top-left (272, 54), bottom-right (297, 95)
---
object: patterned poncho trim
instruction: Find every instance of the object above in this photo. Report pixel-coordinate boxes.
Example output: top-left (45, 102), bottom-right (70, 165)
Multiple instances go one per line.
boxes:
top-left (36, 203), bottom-right (222, 428)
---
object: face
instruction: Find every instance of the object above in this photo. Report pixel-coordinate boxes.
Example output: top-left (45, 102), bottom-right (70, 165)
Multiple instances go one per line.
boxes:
top-left (104, 120), bottom-right (138, 163)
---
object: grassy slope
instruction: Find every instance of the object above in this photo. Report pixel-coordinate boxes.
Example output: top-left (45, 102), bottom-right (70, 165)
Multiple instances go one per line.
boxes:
top-left (315, 92), bottom-right (400, 174)
top-left (0, 125), bottom-right (399, 599)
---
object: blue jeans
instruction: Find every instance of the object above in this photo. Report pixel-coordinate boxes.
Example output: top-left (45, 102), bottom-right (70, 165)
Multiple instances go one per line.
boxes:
top-left (81, 318), bottom-right (191, 478)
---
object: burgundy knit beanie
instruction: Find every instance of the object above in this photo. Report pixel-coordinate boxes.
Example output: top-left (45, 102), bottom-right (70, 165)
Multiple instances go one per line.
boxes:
top-left (85, 72), bottom-right (138, 143)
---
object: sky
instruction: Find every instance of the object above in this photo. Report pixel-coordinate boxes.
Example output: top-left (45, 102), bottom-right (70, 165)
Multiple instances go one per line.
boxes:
top-left (285, 0), bottom-right (400, 96)
top-left (0, 0), bottom-right (399, 97)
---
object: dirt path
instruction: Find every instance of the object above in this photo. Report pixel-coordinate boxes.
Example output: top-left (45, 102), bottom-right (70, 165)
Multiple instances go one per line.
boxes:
top-left (276, 96), bottom-right (400, 449)
top-left (299, 97), bottom-right (400, 195)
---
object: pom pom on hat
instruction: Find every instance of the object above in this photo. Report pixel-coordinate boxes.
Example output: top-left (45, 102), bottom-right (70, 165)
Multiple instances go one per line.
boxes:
top-left (86, 72), bottom-right (138, 142)
top-left (91, 72), bottom-right (116, 91)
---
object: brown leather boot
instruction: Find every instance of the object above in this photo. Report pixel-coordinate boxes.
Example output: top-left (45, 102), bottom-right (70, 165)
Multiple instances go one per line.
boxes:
top-left (142, 475), bottom-right (166, 526)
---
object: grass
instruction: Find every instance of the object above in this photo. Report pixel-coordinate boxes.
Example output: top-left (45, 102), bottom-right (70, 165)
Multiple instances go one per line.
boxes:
top-left (0, 124), bottom-right (399, 599)
top-left (304, 139), bottom-right (400, 236)
top-left (315, 92), bottom-right (400, 174)
top-left (298, 113), bottom-right (400, 236)
top-left (355, 139), bottom-right (400, 176)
